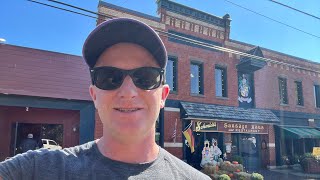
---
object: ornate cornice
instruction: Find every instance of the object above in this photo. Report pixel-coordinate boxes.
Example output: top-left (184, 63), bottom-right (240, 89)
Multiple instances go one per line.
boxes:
top-left (157, 0), bottom-right (230, 28)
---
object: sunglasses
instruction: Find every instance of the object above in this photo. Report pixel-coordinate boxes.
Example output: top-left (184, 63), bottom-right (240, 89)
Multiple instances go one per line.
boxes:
top-left (90, 66), bottom-right (165, 90)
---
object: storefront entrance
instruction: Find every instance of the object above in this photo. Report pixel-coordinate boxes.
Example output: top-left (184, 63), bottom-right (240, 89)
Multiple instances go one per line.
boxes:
top-left (183, 120), bottom-right (269, 171)
top-left (10, 123), bottom-right (63, 156)
top-left (239, 134), bottom-right (260, 171)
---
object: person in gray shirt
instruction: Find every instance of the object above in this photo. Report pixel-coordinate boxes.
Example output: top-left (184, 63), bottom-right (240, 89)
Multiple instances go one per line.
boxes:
top-left (0, 18), bottom-right (210, 180)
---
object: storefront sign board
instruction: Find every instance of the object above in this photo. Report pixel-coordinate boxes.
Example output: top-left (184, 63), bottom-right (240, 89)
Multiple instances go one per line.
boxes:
top-left (313, 147), bottom-right (320, 156)
top-left (193, 120), bottom-right (268, 134)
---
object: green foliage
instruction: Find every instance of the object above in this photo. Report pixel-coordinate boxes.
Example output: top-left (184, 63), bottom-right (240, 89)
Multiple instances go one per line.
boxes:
top-left (236, 172), bottom-right (251, 180)
top-left (251, 173), bottom-right (264, 180)
top-left (281, 155), bottom-right (290, 165)
top-left (218, 174), bottom-right (231, 180)
top-left (231, 155), bottom-right (244, 164)
top-left (292, 154), bottom-right (300, 164)
top-left (300, 153), bottom-right (315, 160)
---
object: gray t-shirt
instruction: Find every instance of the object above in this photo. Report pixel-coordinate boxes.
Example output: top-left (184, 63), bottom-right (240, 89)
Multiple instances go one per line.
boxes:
top-left (0, 141), bottom-right (210, 180)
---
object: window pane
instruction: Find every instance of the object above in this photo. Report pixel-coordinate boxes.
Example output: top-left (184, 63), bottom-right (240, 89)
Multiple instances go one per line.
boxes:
top-left (315, 85), bottom-right (320, 108)
top-left (191, 64), bottom-right (199, 94)
top-left (166, 59), bottom-right (174, 90)
top-left (215, 68), bottom-right (222, 96)
top-left (295, 81), bottom-right (303, 106)
top-left (279, 78), bottom-right (288, 104)
top-left (49, 140), bottom-right (57, 145)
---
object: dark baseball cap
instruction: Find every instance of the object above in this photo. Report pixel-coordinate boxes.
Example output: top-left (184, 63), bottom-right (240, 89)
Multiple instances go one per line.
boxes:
top-left (82, 18), bottom-right (167, 69)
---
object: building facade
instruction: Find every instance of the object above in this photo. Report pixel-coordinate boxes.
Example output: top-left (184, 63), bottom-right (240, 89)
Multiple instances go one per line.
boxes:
top-left (1, 0), bottom-right (319, 170)
top-left (0, 45), bottom-right (95, 161)
top-left (97, 0), bottom-right (320, 170)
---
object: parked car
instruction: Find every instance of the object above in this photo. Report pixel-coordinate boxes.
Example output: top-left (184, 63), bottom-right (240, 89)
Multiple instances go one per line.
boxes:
top-left (41, 139), bottom-right (62, 150)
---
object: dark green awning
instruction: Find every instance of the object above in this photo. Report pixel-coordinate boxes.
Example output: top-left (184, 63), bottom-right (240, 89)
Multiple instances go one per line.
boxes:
top-left (280, 127), bottom-right (320, 139)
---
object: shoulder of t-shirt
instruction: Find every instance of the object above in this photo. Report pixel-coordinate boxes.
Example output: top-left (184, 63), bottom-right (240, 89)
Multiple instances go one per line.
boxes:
top-left (160, 148), bottom-right (210, 180)
top-left (7, 140), bottom-right (96, 162)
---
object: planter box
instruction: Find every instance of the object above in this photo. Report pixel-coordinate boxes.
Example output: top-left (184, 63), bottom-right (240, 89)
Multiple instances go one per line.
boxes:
top-left (301, 158), bottom-right (320, 174)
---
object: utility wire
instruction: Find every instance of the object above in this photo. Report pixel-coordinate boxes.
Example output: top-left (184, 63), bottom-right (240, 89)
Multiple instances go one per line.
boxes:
top-left (223, 0), bottom-right (320, 39)
top-left (268, 0), bottom-right (320, 21)
top-left (27, 0), bottom-right (320, 74)
top-left (27, 0), bottom-right (98, 19)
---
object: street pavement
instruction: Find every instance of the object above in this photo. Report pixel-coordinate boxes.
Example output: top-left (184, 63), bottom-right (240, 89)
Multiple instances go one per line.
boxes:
top-left (254, 169), bottom-right (320, 180)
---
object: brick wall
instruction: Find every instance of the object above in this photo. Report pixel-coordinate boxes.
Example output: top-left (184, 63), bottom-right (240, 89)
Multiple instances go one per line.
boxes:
top-left (255, 62), bottom-right (320, 114)
top-left (0, 45), bottom-right (91, 101)
top-left (260, 125), bottom-right (276, 166)
top-left (164, 40), bottom-right (239, 106)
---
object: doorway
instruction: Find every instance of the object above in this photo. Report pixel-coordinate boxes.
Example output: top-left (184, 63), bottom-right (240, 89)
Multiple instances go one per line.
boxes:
top-left (10, 123), bottom-right (63, 156)
top-left (239, 134), bottom-right (260, 172)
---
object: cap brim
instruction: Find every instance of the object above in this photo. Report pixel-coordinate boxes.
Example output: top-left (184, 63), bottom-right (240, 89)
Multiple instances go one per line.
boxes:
top-left (82, 18), bottom-right (167, 69)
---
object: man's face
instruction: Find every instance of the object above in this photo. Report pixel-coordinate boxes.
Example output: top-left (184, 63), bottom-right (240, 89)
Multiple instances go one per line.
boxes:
top-left (89, 43), bottom-right (169, 140)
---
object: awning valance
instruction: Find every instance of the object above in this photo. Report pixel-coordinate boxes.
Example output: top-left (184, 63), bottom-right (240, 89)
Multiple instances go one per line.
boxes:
top-left (280, 127), bottom-right (320, 139)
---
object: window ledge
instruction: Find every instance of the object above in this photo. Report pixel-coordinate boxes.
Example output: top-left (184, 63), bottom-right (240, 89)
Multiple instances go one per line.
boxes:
top-left (216, 96), bottom-right (229, 100)
top-left (280, 103), bottom-right (289, 107)
top-left (190, 93), bottom-right (205, 98)
top-left (296, 105), bottom-right (305, 108)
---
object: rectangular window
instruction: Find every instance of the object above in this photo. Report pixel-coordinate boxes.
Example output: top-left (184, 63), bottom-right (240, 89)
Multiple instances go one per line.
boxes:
top-left (165, 57), bottom-right (177, 92)
top-left (278, 77), bottom-right (288, 104)
top-left (295, 81), bottom-right (304, 106)
top-left (314, 85), bottom-right (320, 108)
top-left (190, 62), bottom-right (203, 94)
top-left (215, 66), bottom-right (227, 97)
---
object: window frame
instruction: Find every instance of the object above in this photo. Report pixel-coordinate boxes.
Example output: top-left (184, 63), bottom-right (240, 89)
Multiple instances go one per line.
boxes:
top-left (278, 77), bottom-right (288, 105)
top-left (190, 61), bottom-right (204, 95)
top-left (215, 65), bottom-right (228, 98)
top-left (294, 81), bottom-right (304, 106)
top-left (314, 84), bottom-right (320, 108)
top-left (166, 56), bottom-right (178, 93)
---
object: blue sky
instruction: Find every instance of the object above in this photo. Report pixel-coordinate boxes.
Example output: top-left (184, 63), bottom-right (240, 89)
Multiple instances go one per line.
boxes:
top-left (1, 0), bottom-right (320, 62)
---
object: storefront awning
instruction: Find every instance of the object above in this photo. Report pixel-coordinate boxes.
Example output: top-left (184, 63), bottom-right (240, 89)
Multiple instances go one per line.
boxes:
top-left (180, 101), bottom-right (279, 124)
top-left (280, 127), bottom-right (320, 139)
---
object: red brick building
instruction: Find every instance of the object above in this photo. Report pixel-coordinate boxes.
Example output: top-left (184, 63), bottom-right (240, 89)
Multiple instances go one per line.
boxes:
top-left (0, 45), bottom-right (95, 161)
top-left (97, 0), bottom-right (320, 170)
top-left (1, 0), bottom-right (319, 171)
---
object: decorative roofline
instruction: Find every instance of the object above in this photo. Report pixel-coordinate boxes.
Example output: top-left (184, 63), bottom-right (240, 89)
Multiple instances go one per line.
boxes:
top-left (157, 0), bottom-right (230, 28)
top-left (99, 1), bottom-right (160, 22)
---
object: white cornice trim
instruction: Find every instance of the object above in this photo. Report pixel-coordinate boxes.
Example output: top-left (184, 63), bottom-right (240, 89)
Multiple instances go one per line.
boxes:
top-left (164, 107), bottom-right (180, 112)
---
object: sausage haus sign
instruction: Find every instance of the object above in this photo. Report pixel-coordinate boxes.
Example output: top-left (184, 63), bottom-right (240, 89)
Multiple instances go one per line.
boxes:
top-left (193, 121), bottom-right (268, 134)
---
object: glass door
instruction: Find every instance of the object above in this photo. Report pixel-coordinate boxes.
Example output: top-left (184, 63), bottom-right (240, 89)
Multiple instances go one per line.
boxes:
top-left (240, 134), bottom-right (260, 172)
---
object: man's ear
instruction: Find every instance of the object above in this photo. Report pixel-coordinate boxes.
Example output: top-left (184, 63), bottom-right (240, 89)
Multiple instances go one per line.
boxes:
top-left (160, 84), bottom-right (170, 108)
top-left (89, 85), bottom-right (97, 101)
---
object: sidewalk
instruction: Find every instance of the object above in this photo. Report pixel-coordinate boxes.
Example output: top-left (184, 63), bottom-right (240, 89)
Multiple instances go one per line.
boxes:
top-left (256, 165), bottom-right (320, 180)
top-left (269, 167), bottom-right (320, 180)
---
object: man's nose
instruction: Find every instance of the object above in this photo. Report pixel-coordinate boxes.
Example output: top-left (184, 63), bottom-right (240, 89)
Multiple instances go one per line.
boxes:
top-left (117, 75), bottom-right (138, 98)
